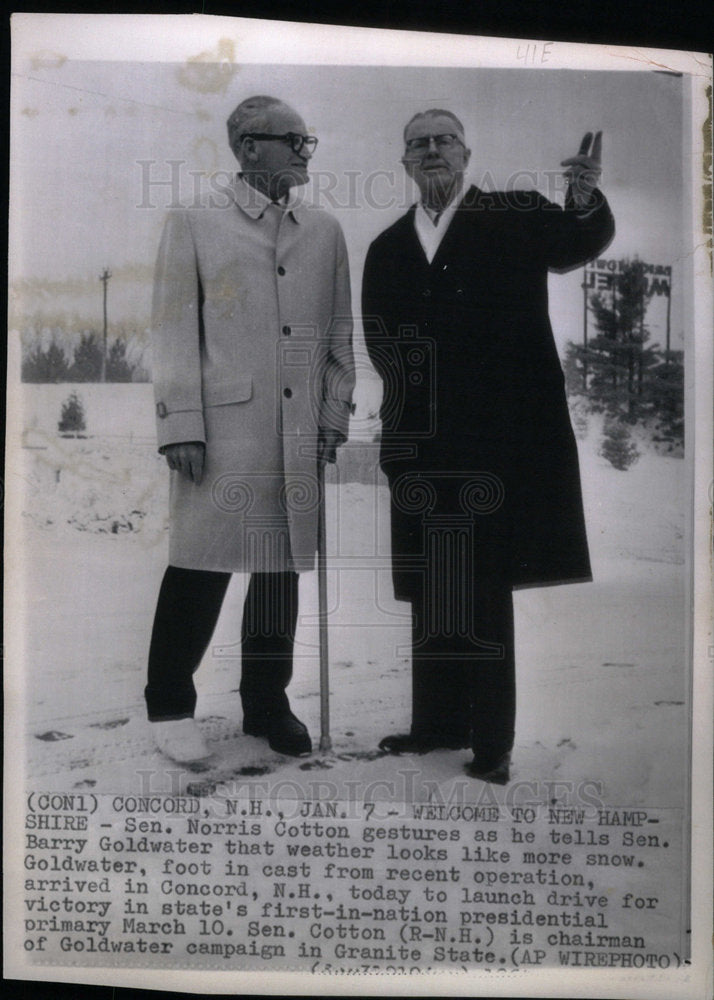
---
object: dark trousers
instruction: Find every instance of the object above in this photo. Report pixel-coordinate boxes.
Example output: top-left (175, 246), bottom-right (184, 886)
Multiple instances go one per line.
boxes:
top-left (409, 572), bottom-right (515, 765)
top-left (145, 566), bottom-right (299, 722)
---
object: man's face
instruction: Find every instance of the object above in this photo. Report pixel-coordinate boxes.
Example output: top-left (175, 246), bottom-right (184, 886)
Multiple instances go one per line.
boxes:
top-left (402, 113), bottom-right (471, 203)
top-left (248, 106), bottom-right (313, 197)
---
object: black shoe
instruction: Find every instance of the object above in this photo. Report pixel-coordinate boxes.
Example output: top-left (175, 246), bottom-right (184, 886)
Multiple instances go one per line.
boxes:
top-left (466, 752), bottom-right (511, 785)
top-left (244, 713), bottom-right (312, 757)
top-left (243, 716), bottom-right (268, 737)
top-left (378, 732), bottom-right (470, 755)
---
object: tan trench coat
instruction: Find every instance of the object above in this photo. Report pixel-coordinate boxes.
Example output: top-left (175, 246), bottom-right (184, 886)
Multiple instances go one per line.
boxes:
top-left (152, 177), bottom-right (355, 572)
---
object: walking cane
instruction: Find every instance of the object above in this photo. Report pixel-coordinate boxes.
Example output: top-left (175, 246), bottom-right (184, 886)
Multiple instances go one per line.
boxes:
top-left (317, 458), bottom-right (332, 753)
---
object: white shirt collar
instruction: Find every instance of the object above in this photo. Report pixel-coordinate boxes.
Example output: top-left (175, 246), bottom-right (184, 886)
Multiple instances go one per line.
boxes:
top-left (413, 186), bottom-right (466, 263)
top-left (232, 174), bottom-right (303, 222)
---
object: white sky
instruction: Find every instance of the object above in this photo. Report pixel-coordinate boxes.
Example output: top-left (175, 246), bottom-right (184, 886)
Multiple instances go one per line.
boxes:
top-left (10, 60), bottom-right (688, 350)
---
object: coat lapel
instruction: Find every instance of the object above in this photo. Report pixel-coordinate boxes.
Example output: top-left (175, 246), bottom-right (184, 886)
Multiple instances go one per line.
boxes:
top-left (395, 205), bottom-right (432, 270)
top-left (429, 185), bottom-right (483, 269)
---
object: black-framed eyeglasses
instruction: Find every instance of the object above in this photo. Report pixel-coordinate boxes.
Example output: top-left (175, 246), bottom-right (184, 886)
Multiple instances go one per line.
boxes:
top-left (404, 133), bottom-right (464, 154)
top-left (240, 132), bottom-right (319, 155)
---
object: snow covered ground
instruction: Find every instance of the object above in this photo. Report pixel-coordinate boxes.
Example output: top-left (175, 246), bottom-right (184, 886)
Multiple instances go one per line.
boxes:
top-left (15, 419), bottom-right (687, 811)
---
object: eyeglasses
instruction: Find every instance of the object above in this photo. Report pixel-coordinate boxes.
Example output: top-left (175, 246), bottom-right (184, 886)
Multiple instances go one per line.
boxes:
top-left (404, 133), bottom-right (464, 154)
top-left (240, 132), bottom-right (319, 155)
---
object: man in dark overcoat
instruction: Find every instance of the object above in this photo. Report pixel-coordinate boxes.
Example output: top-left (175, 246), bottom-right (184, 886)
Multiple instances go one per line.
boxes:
top-left (362, 109), bottom-right (614, 783)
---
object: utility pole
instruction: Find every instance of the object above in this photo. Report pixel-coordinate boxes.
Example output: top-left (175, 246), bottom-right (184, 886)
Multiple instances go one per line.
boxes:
top-left (99, 268), bottom-right (111, 382)
top-left (582, 267), bottom-right (589, 390)
top-left (665, 278), bottom-right (672, 366)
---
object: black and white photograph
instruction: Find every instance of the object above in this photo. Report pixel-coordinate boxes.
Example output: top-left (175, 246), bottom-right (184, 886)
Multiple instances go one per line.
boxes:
top-left (5, 12), bottom-right (712, 997)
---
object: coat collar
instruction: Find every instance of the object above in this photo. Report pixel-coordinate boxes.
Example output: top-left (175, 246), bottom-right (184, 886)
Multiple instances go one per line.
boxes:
top-left (231, 174), bottom-right (303, 223)
top-left (458, 184), bottom-right (484, 210)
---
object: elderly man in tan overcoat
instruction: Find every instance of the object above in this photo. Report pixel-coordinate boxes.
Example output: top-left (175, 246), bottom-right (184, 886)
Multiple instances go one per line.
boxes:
top-left (146, 95), bottom-right (354, 763)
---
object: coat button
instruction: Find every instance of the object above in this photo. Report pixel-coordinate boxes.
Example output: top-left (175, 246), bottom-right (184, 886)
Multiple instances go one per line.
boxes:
top-left (156, 401), bottom-right (167, 418)
top-left (423, 288), bottom-right (431, 297)
top-left (283, 387), bottom-right (292, 398)
top-left (277, 265), bottom-right (286, 276)
top-left (282, 325), bottom-right (291, 335)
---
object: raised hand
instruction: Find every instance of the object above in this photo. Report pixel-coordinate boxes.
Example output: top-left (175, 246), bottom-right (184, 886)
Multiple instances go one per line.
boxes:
top-left (561, 131), bottom-right (603, 209)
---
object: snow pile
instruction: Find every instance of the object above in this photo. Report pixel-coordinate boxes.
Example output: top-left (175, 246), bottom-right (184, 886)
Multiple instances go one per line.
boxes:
top-left (20, 427), bottom-right (684, 573)
top-left (577, 418), bottom-right (684, 571)
top-left (21, 434), bottom-right (168, 537)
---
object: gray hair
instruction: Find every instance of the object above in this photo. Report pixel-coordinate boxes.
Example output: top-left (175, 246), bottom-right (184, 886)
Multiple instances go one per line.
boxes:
top-left (226, 95), bottom-right (292, 158)
top-left (403, 108), bottom-right (466, 144)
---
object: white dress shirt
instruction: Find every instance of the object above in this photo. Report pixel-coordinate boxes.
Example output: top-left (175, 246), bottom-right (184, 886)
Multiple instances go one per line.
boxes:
top-left (413, 191), bottom-right (463, 264)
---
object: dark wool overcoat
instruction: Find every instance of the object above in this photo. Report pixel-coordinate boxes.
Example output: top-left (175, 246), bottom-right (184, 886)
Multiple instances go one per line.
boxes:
top-left (362, 185), bottom-right (615, 602)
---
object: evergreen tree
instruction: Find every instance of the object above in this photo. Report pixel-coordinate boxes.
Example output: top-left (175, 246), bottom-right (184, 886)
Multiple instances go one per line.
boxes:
top-left (648, 350), bottom-right (684, 452)
top-left (69, 331), bottom-right (103, 382)
top-left (58, 391), bottom-right (86, 434)
top-left (564, 258), bottom-right (683, 441)
top-left (600, 419), bottom-right (639, 471)
top-left (22, 340), bottom-right (70, 382)
top-left (585, 259), bottom-right (659, 422)
top-left (106, 338), bottom-right (133, 382)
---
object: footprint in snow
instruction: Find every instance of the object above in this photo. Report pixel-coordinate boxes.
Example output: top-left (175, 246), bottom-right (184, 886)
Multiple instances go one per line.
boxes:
top-left (185, 764), bottom-right (276, 797)
top-left (89, 718), bottom-right (130, 730)
top-left (325, 748), bottom-right (388, 761)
